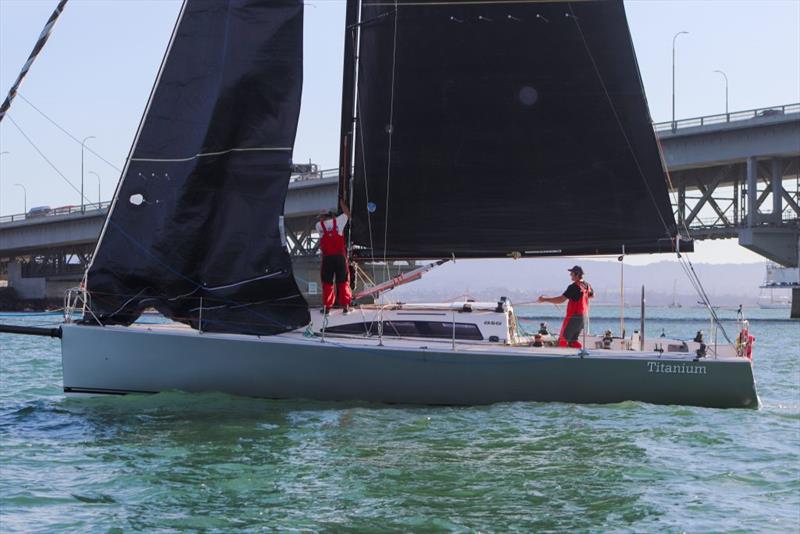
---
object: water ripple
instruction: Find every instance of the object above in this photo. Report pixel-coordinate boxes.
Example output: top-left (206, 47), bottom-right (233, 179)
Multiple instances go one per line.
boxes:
top-left (1, 310), bottom-right (798, 532)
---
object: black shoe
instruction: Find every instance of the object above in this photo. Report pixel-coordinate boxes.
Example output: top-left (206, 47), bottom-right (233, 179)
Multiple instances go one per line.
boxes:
top-left (320, 307), bottom-right (330, 315)
top-left (343, 306), bottom-right (351, 314)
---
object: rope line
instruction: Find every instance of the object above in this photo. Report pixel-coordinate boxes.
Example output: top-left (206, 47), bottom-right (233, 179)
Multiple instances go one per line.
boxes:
top-left (17, 93), bottom-right (122, 172)
top-left (568, 6), bottom-right (734, 348)
top-left (7, 115), bottom-right (91, 204)
top-left (567, 5), bottom-right (672, 236)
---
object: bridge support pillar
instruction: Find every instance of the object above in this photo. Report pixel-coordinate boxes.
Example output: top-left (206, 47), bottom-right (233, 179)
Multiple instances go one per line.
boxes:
top-left (793, 288), bottom-right (800, 319)
top-left (746, 156), bottom-right (758, 226)
top-left (7, 261), bottom-right (46, 300)
top-left (772, 158), bottom-right (783, 223)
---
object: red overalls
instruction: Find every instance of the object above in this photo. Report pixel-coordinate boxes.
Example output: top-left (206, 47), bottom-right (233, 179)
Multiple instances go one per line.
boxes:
top-left (558, 281), bottom-right (590, 348)
top-left (319, 218), bottom-right (352, 309)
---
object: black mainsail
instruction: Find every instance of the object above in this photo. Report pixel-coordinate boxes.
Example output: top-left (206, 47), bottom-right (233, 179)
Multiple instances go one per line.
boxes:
top-left (344, 0), bottom-right (683, 259)
top-left (86, 0), bottom-right (309, 335)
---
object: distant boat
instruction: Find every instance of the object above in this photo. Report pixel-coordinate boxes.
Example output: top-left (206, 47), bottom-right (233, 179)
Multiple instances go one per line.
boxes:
top-left (668, 279), bottom-right (682, 308)
top-left (759, 264), bottom-right (792, 308)
top-left (758, 293), bottom-right (791, 309)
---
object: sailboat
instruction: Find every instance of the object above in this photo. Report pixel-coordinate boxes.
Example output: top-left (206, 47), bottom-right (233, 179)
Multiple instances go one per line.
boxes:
top-left (3, 0), bottom-right (758, 408)
top-left (758, 290), bottom-right (791, 309)
top-left (758, 263), bottom-right (791, 309)
top-left (669, 280), bottom-right (682, 308)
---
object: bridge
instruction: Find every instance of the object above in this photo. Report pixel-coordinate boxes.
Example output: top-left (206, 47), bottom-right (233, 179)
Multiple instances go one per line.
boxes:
top-left (656, 103), bottom-right (800, 268)
top-left (2, 103), bottom-right (799, 307)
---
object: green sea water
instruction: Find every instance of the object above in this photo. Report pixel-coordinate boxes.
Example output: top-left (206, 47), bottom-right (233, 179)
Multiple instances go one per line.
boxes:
top-left (1, 306), bottom-right (798, 533)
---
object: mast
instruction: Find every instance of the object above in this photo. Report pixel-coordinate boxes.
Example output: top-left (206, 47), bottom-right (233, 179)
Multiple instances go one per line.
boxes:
top-left (338, 0), bottom-right (361, 211)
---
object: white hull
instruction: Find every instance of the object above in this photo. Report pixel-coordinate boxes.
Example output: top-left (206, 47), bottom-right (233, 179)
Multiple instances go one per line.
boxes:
top-left (61, 323), bottom-right (758, 408)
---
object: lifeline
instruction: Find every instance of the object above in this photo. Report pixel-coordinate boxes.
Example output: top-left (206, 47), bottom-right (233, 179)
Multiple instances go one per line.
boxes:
top-left (647, 361), bottom-right (707, 374)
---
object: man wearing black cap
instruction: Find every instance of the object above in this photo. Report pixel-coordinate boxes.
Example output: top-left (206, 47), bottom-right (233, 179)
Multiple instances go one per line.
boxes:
top-left (538, 265), bottom-right (593, 348)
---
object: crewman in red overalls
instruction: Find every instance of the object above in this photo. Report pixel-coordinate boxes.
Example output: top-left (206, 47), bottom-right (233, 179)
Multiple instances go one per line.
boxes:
top-left (537, 265), bottom-right (593, 348)
top-left (316, 198), bottom-right (352, 313)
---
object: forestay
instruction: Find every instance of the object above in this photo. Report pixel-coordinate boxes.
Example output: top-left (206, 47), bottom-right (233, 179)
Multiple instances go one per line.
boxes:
top-left (347, 0), bottom-right (682, 259)
top-left (86, 0), bottom-right (309, 335)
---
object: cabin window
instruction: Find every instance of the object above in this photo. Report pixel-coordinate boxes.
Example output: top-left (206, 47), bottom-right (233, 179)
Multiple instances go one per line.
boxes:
top-left (324, 322), bottom-right (374, 335)
top-left (422, 322), bottom-right (483, 340)
top-left (382, 321), bottom-right (418, 337)
top-left (324, 321), bottom-right (482, 340)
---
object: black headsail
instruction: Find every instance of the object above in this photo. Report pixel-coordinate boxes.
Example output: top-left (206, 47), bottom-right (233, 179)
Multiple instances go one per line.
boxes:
top-left (86, 0), bottom-right (310, 335)
top-left (344, 0), bottom-right (684, 259)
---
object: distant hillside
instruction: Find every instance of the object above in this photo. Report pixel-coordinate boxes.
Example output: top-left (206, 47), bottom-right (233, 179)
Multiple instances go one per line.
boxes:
top-left (385, 258), bottom-right (776, 306)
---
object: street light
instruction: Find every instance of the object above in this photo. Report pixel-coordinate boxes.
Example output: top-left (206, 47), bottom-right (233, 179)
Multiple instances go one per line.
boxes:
top-left (672, 30), bottom-right (689, 130)
top-left (81, 135), bottom-right (96, 212)
top-left (88, 171), bottom-right (101, 206)
top-left (713, 69), bottom-right (729, 118)
top-left (14, 183), bottom-right (27, 214)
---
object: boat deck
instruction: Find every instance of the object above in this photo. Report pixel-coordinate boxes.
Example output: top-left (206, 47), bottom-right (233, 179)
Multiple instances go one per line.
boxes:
top-left (128, 321), bottom-right (743, 363)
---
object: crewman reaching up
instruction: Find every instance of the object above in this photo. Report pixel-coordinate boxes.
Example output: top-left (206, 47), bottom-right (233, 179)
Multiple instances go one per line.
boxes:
top-left (316, 198), bottom-right (352, 313)
top-left (538, 265), bottom-right (594, 348)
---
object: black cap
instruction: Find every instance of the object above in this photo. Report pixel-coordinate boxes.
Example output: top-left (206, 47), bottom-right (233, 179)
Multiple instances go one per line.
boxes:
top-left (568, 265), bottom-right (584, 276)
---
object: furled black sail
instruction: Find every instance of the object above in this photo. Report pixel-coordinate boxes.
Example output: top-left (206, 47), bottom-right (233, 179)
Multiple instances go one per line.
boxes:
top-left (86, 0), bottom-right (309, 335)
top-left (346, 0), bottom-right (682, 259)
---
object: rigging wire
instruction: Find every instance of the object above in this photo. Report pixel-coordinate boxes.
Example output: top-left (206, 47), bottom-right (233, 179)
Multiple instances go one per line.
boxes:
top-left (6, 115), bottom-right (91, 204)
top-left (650, 80), bottom-right (732, 343)
top-left (647, 95), bottom-right (732, 342)
top-left (567, 5), bottom-right (734, 346)
top-left (16, 93), bottom-right (122, 172)
top-left (567, 5), bottom-right (671, 236)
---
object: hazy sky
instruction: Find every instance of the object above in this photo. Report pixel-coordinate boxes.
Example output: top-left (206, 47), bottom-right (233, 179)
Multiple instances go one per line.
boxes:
top-left (1, 0), bottom-right (798, 266)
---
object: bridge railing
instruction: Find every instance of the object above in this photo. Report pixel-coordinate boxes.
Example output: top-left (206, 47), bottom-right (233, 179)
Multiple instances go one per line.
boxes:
top-left (1, 167), bottom-right (340, 224)
top-left (0, 201), bottom-right (111, 224)
top-left (654, 102), bottom-right (800, 132)
top-left (678, 213), bottom-right (800, 233)
top-left (289, 167), bottom-right (339, 182)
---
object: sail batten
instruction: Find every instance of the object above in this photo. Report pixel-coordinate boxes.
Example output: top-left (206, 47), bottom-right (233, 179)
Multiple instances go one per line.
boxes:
top-left (347, 0), bottom-right (681, 260)
top-left (86, 0), bottom-right (309, 335)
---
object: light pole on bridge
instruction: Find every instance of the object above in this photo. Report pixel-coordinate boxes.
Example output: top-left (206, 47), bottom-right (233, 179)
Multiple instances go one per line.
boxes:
top-left (14, 183), bottom-right (27, 214)
top-left (81, 136), bottom-right (96, 213)
top-left (88, 171), bottom-right (101, 206)
top-left (672, 31), bottom-right (689, 130)
top-left (713, 69), bottom-right (729, 119)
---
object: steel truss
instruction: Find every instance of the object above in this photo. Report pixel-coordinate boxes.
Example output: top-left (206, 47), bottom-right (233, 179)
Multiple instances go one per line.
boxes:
top-left (17, 244), bottom-right (94, 278)
top-left (671, 156), bottom-right (800, 239)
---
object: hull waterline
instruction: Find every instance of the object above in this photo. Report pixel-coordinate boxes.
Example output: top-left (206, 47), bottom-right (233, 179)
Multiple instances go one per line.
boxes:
top-left (60, 324), bottom-right (758, 409)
